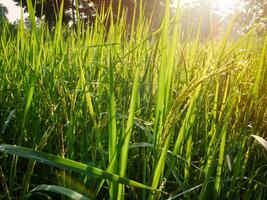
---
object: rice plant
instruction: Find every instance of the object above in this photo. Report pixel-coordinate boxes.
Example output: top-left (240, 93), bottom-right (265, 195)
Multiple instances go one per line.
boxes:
top-left (0, 0), bottom-right (266, 199)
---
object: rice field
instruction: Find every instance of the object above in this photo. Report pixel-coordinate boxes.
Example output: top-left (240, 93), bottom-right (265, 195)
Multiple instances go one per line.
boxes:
top-left (0, 1), bottom-right (266, 199)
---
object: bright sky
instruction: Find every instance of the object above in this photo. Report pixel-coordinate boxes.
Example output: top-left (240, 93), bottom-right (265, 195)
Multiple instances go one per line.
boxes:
top-left (176, 0), bottom-right (238, 15)
top-left (214, 0), bottom-right (238, 15)
top-left (1, 0), bottom-right (238, 23)
top-left (0, 0), bottom-right (25, 22)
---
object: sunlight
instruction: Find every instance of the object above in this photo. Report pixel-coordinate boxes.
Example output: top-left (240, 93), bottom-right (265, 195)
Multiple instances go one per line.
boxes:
top-left (172, 0), bottom-right (238, 15)
top-left (0, 0), bottom-right (28, 22)
top-left (215, 0), bottom-right (237, 15)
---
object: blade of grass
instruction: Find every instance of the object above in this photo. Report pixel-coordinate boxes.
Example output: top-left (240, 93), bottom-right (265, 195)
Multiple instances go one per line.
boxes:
top-left (252, 135), bottom-right (267, 151)
top-left (31, 184), bottom-right (89, 200)
top-left (0, 144), bottom-right (156, 192)
top-left (108, 47), bottom-right (118, 199)
top-left (117, 66), bottom-right (140, 200)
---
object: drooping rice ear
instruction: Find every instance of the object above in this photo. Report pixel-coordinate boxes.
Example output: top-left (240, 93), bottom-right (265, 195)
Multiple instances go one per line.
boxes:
top-left (252, 135), bottom-right (267, 151)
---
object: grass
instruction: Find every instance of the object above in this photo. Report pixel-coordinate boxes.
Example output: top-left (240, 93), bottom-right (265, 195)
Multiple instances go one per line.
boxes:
top-left (0, 0), bottom-right (267, 199)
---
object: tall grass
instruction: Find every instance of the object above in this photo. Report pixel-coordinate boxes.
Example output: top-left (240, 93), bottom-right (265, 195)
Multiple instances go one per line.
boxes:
top-left (0, 0), bottom-right (266, 199)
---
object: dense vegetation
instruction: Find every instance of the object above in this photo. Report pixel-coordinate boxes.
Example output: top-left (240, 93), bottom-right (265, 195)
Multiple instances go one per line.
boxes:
top-left (13, 0), bottom-right (164, 27)
top-left (0, 1), bottom-right (266, 199)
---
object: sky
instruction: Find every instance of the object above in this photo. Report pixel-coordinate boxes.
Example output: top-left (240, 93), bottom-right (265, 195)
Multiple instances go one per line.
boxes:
top-left (0, 0), bottom-right (23, 22)
top-left (1, 0), bottom-right (238, 23)
top-left (175, 0), bottom-right (238, 15)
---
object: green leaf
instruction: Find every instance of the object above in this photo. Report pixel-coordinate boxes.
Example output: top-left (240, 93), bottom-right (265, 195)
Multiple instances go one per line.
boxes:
top-left (252, 135), bottom-right (267, 150)
top-left (0, 144), bottom-right (156, 192)
top-left (31, 184), bottom-right (89, 200)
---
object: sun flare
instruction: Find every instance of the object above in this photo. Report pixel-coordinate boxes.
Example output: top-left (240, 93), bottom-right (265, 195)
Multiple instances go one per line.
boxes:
top-left (173, 0), bottom-right (238, 15)
top-left (215, 0), bottom-right (237, 14)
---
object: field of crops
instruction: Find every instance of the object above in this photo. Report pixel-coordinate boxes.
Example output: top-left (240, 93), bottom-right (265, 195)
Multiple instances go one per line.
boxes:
top-left (0, 1), bottom-right (266, 200)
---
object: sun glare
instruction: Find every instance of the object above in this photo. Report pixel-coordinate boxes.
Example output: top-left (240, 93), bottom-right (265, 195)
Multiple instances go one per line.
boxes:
top-left (215, 0), bottom-right (237, 14)
top-left (173, 0), bottom-right (238, 15)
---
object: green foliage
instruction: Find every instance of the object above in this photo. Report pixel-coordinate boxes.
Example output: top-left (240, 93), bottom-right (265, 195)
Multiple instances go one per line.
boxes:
top-left (0, 4), bottom-right (8, 34)
top-left (0, 3), bottom-right (8, 21)
top-left (252, 135), bottom-right (267, 151)
top-left (31, 184), bottom-right (90, 200)
top-left (13, 0), bottom-right (164, 28)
